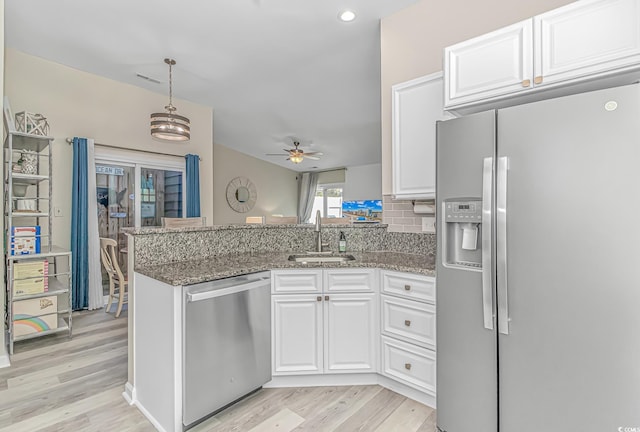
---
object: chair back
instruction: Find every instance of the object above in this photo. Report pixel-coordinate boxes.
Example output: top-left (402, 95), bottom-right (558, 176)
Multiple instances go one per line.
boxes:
top-left (99, 237), bottom-right (125, 283)
top-left (161, 217), bottom-right (207, 228)
top-left (265, 216), bottom-right (298, 225)
top-left (320, 217), bottom-right (351, 225)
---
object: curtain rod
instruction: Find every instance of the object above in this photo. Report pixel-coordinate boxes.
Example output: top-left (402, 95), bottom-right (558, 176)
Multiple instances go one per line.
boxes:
top-left (310, 167), bottom-right (348, 174)
top-left (65, 138), bottom-right (200, 160)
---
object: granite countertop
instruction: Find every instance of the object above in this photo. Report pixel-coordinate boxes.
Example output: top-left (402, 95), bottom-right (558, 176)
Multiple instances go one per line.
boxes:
top-left (123, 223), bottom-right (387, 236)
top-left (135, 251), bottom-right (435, 286)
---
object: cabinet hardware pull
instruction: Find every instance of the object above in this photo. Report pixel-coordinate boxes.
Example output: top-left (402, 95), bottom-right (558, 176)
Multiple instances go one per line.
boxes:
top-left (325, 295), bottom-right (329, 301)
top-left (316, 296), bottom-right (322, 302)
top-left (534, 76), bottom-right (543, 85)
top-left (522, 79), bottom-right (531, 87)
top-left (404, 284), bottom-right (411, 291)
top-left (404, 320), bottom-right (411, 327)
top-left (405, 363), bottom-right (412, 370)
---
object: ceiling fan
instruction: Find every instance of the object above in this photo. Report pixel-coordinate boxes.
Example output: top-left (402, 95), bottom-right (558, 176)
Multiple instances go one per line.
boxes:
top-left (266, 140), bottom-right (323, 164)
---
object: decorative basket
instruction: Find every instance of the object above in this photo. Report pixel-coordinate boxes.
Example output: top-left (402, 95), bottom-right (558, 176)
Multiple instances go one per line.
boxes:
top-left (20, 151), bottom-right (38, 175)
top-left (15, 111), bottom-right (50, 136)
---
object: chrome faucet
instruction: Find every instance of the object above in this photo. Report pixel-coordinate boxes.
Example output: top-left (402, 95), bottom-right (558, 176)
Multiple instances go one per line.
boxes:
top-left (314, 209), bottom-right (323, 252)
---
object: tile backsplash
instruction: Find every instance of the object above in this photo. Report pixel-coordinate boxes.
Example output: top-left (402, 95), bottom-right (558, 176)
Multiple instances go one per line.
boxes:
top-left (382, 195), bottom-right (435, 233)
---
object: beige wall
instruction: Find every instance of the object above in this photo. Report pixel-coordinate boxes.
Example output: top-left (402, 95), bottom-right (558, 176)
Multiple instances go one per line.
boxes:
top-left (4, 48), bottom-right (214, 248)
top-left (380, 0), bottom-right (574, 194)
top-left (343, 163), bottom-right (382, 201)
top-left (213, 143), bottom-right (298, 224)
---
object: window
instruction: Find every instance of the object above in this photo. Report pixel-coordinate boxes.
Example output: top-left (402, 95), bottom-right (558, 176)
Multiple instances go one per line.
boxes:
top-left (309, 184), bottom-right (343, 223)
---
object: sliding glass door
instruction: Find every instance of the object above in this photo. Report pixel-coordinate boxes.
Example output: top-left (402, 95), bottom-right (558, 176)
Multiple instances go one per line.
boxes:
top-left (95, 148), bottom-right (186, 296)
top-left (140, 167), bottom-right (183, 227)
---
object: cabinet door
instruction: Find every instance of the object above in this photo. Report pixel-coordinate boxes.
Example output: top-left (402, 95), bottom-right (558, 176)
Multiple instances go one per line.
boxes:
top-left (324, 293), bottom-right (377, 373)
top-left (392, 72), bottom-right (451, 200)
top-left (272, 295), bottom-right (323, 375)
top-left (444, 19), bottom-right (533, 108)
top-left (534, 0), bottom-right (640, 86)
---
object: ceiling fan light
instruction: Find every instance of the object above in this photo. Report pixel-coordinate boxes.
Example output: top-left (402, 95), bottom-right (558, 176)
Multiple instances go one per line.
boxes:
top-left (290, 154), bottom-right (304, 164)
top-left (150, 58), bottom-right (191, 142)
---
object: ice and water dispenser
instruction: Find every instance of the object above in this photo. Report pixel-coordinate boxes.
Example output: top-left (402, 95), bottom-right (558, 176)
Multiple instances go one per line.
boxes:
top-left (442, 199), bottom-right (483, 270)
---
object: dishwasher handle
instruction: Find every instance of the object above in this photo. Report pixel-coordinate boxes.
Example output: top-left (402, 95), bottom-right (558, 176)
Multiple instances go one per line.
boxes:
top-left (187, 278), bottom-right (269, 303)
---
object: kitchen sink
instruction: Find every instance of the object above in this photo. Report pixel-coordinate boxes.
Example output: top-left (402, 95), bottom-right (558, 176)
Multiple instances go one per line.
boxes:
top-left (288, 254), bottom-right (356, 263)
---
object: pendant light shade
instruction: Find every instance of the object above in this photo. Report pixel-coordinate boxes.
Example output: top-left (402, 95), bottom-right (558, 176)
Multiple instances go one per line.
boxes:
top-left (150, 58), bottom-right (191, 141)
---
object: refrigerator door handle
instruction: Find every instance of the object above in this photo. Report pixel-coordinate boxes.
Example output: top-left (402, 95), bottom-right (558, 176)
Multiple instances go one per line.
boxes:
top-left (497, 156), bottom-right (510, 335)
top-left (481, 157), bottom-right (494, 330)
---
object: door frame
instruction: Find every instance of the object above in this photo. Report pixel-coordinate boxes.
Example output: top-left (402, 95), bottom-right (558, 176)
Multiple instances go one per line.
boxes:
top-left (95, 146), bottom-right (187, 228)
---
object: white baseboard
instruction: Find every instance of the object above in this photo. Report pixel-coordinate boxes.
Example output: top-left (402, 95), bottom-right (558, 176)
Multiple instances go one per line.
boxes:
top-left (265, 372), bottom-right (436, 409)
top-left (266, 373), bottom-right (379, 388)
top-left (377, 375), bottom-right (436, 408)
top-left (135, 399), bottom-right (169, 432)
top-left (0, 350), bottom-right (10, 369)
top-left (122, 381), bottom-right (136, 405)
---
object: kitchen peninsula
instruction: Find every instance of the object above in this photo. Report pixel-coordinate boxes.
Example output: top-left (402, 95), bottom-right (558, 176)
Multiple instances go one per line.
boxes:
top-left (124, 224), bottom-right (436, 432)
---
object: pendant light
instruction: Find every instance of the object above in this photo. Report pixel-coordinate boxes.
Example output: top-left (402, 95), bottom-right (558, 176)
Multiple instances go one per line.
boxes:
top-left (150, 58), bottom-right (191, 141)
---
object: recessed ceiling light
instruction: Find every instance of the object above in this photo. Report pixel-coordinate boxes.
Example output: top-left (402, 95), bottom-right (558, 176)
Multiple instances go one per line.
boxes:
top-left (338, 10), bottom-right (356, 22)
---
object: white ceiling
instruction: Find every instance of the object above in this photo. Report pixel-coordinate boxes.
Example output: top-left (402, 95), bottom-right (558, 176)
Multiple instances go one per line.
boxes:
top-left (5, 0), bottom-right (421, 171)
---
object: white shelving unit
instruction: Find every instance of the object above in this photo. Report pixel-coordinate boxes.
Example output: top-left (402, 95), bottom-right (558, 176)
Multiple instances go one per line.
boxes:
top-left (4, 132), bottom-right (72, 355)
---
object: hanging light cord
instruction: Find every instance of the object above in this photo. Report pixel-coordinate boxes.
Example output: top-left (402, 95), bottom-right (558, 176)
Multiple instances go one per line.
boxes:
top-left (165, 58), bottom-right (176, 113)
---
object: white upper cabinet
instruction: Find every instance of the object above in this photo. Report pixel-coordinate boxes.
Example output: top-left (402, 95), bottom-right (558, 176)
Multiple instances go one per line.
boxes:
top-left (534, 0), bottom-right (640, 86)
top-left (444, 0), bottom-right (640, 112)
top-left (444, 20), bottom-right (533, 107)
top-left (392, 72), bottom-right (451, 200)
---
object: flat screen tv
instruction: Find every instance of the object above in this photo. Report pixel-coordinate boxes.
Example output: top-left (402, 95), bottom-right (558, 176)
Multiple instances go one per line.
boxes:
top-left (342, 199), bottom-right (382, 223)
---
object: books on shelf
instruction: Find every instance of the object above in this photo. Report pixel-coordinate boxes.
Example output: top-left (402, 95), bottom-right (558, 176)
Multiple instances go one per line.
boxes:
top-left (14, 260), bottom-right (49, 279)
top-left (10, 226), bottom-right (42, 255)
top-left (13, 276), bottom-right (48, 296)
top-left (13, 296), bottom-right (57, 316)
top-left (13, 314), bottom-right (58, 337)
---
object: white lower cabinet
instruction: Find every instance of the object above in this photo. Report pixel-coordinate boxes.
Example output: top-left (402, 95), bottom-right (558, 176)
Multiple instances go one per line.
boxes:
top-left (381, 294), bottom-right (436, 350)
top-left (272, 294), bottom-right (323, 375)
top-left (325, 293), bottom-right (376, 373)
top-left (271, 268), bottom-right (436, 403)
top-left (381, 336), bottom-right (436, 395)
top-left (380, 270), bottom-right (436, 396)
top-left (272, 269), bottom-right (377, 376)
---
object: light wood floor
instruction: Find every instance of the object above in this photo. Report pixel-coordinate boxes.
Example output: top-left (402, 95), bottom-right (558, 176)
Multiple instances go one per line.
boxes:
top-left (0, 310), bottom-right (436, 432)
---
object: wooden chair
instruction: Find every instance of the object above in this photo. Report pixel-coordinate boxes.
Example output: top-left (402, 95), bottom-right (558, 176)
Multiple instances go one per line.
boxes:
top-left (320, 217), bottom-right (351, 225)
top-left (265, 216), bottom-right (298, 225)
top-left (99, 237), bottom-right (128, 317)
top-left (161, 217), bottom-right (207, 228)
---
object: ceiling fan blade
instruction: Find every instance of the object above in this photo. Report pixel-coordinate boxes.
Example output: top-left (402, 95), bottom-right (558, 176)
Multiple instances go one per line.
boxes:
top-left (302, 152), bottom-right (323, 157)
top-left (283, 149), bottom-right (293, 153)
top-left (304, 155), bottom-right (321, 160)
top-left (266, 153), bottom-right (285, 156)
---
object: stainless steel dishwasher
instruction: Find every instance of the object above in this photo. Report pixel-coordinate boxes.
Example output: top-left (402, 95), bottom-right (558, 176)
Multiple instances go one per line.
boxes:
top-left (182, 271), bottom-right (271, 429)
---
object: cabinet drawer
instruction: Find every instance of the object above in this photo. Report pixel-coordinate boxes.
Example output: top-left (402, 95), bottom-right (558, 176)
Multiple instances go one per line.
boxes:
top-left (381, 336), bottom-right (436, 395)
top-left (381, 271), bottom-right (435, 304)
top-left (381, 295), bottom-right (435, 349)
top-left (324, 269), bottom-right (376, 293)
top-left (272, 270), bottom-right (322, 294)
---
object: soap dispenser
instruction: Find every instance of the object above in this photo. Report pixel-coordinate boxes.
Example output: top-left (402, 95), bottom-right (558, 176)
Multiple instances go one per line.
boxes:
top-left (339, 231), bottom-right (347, 253)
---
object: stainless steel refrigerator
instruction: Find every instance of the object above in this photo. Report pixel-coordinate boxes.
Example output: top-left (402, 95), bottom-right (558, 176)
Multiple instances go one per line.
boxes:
top-left (436, 83), bottom-right (640, 432)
